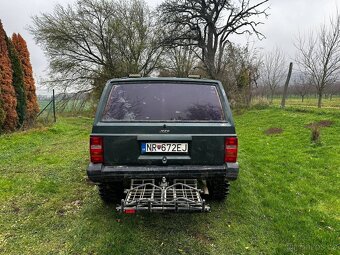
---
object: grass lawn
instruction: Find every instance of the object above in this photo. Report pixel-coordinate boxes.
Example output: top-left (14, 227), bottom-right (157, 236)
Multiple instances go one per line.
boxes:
top-left (0, 107), bottom-right (339, 254)
top-left (270, 96), bottom-right (340, 109)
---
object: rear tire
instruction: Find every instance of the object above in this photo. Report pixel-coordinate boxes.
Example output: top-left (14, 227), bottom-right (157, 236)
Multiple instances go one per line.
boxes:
top-left (98, 182), bottom-right (124, 204)
top-left (207, 178), bottom-right (230, 200)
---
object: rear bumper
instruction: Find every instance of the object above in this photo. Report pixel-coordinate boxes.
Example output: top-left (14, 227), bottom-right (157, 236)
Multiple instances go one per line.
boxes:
top-left (87, 163), bottom-right (239, 182)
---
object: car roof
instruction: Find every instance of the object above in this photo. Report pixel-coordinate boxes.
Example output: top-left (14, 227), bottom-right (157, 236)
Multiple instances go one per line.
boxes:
top-left (108, 77), bottom-right (220, 84)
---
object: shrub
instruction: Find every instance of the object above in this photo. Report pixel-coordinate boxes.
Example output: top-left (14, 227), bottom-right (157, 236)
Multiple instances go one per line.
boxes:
top-left (251, 97), bottom-right (270, 109)
top-left (12, 33), bottom-right (39, 127)
top-left (6, 37), bottom-right (26, 128)
top-left (0, 100), bottom-right (5, 132)
top-left (0, 20), bottom-right (18, 131)
top-left (311, 125), bottom-right (321, 144)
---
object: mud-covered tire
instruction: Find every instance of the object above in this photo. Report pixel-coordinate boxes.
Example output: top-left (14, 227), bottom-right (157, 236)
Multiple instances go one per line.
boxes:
top-left (207, 178), bottom-right (230, 200)
top-left (98, 183), bottom-right (124, 204)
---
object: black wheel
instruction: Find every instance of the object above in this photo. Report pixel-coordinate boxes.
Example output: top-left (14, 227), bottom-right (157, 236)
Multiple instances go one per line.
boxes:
top-left (98, 182), bottom-right (124, 204)
top-left (207, 178), bottom-right (230, 200)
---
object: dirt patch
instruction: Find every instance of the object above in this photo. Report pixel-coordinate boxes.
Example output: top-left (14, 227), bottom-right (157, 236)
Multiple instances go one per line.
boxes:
top-left (11, 203), bottom-right (20, 214)
top-left (57, 200), bottom-right (82, 216)
top-left (305, 120), bottom-right (334, 128)
top-left (264, 127), bottom-right (283, 135)
top-left (193, 232), bottom-right (212, 245)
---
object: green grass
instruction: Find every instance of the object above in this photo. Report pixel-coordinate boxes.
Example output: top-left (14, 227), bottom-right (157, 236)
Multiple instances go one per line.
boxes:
top-left (270, 96), bottom-right (340, 109)
top-left (0, 107), bottom-right (339, 254)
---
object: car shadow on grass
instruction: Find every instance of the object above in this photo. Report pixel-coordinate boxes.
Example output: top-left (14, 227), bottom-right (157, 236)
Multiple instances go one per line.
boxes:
top-left (67, 194), bottom-right (220, 254)
top-left (96, 201), bottom-right (217, 254)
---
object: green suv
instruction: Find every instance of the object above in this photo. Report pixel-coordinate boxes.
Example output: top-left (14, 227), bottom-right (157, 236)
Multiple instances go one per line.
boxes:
top-left (87, 77), bottom-right (239, 211)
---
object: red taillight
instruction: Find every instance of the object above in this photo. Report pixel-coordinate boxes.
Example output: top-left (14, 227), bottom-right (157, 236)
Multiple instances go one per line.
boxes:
top-left (124, 208), bottom-right (136, 214)
top-left (225, 137), bottom-right (238, 163)
top-left (90, 136), bottom-right (103, 163)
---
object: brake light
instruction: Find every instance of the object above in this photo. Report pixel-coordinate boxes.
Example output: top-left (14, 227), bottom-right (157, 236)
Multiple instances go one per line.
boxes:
top-left (124, 208), bottom-right (136, 214)
top-left (225, 137), bottom-right (238, 163)
top-left (90, 136), bottom-right (103, 163)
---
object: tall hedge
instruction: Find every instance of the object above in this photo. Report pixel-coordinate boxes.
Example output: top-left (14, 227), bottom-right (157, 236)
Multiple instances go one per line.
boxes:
top-left (0, 20), bottom-right (18, 131)
top-left (12, 33), bottom-right (39, 126)
top-left (0, 95), bottom-right (5, 131)
top-left (6, 37), bottom-right (26, 127)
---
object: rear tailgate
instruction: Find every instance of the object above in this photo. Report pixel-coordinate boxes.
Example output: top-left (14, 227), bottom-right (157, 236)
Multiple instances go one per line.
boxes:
top-left (93, 79), bottom-right (235, 166)
top-left (93, 123), bottom-right (235, 165)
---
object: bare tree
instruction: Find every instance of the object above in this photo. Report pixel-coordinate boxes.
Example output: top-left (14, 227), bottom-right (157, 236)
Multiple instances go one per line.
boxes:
top-left (295, 11), bottom-right (340, 108)
top-left (114, 0), bottom-right (164, 76)
top-left (242, 45), bottom-right (262, 106)
top-left (325, 82), bottom-right (340, 100)
top-left (30, 0), bottom-right (162, 95)
top-left (222, 43), bottom-right (262, 106)
top-left (160, 46), bottom-right (199, 77)
top-left (158, 0), bottom-right (269, 79)
top-left (293, 74), bottom-right (313, 102)
top-left (260, 48), bottom-right (286, 102)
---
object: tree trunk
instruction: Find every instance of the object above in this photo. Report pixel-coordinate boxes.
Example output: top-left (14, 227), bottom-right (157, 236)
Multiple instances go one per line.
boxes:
top-left (270, 91), bottom-right (274, 103)
top-left (246, 89), bottom-right (252, 107)
top-left (317, 93), bottom-right (322, 108)
top-left (302, 95), bottom-right (304, 102)
top-left (246, 81), bottom-right (252, 107)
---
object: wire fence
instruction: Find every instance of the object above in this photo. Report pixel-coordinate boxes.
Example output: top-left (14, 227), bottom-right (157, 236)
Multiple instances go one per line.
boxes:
top-left (36, 89), bottom-right (56, 124)
top-left (36, 89), bottom-right (93, 124)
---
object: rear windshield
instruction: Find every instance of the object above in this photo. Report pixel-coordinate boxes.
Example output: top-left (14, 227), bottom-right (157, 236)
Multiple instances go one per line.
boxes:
top-left (102, 83), bottom-right (225, 122)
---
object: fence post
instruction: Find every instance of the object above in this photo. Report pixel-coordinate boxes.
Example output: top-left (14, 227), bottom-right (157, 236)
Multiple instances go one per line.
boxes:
top-left (53, 89), bottom-right (56, 122)
top-left (281, 62), bottom-right (293, 108)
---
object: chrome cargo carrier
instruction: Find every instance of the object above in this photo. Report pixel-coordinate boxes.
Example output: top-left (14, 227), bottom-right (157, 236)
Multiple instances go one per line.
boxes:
top-left (117, 178), bottom-right (210, 213)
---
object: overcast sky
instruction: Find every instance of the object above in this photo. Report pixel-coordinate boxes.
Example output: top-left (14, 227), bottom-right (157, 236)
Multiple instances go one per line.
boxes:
top-left (0, 0), bottom-right (339, 94)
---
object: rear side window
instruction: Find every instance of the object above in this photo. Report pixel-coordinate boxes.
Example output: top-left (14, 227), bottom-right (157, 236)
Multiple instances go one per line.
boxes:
top-left (102, 83), bottom-right (225, 122)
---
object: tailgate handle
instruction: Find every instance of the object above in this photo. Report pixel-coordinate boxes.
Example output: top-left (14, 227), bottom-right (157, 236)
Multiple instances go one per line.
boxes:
top-left (137, 135), bottom-right (192, 141)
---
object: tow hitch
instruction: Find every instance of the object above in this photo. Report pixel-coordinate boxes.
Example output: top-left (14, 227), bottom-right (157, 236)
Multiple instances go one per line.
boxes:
top-left (117, 177), bottom-right (210, 213)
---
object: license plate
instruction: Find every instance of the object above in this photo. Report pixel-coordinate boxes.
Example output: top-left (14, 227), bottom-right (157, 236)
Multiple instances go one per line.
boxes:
top-left (141, 142), bottom-right (188, 154)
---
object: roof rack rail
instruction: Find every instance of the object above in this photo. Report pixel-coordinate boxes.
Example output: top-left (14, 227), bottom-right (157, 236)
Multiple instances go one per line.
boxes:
top-left (128, 74), bottom-right (142, 78)
top-left (188, 74), bottom-right (201, 79)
